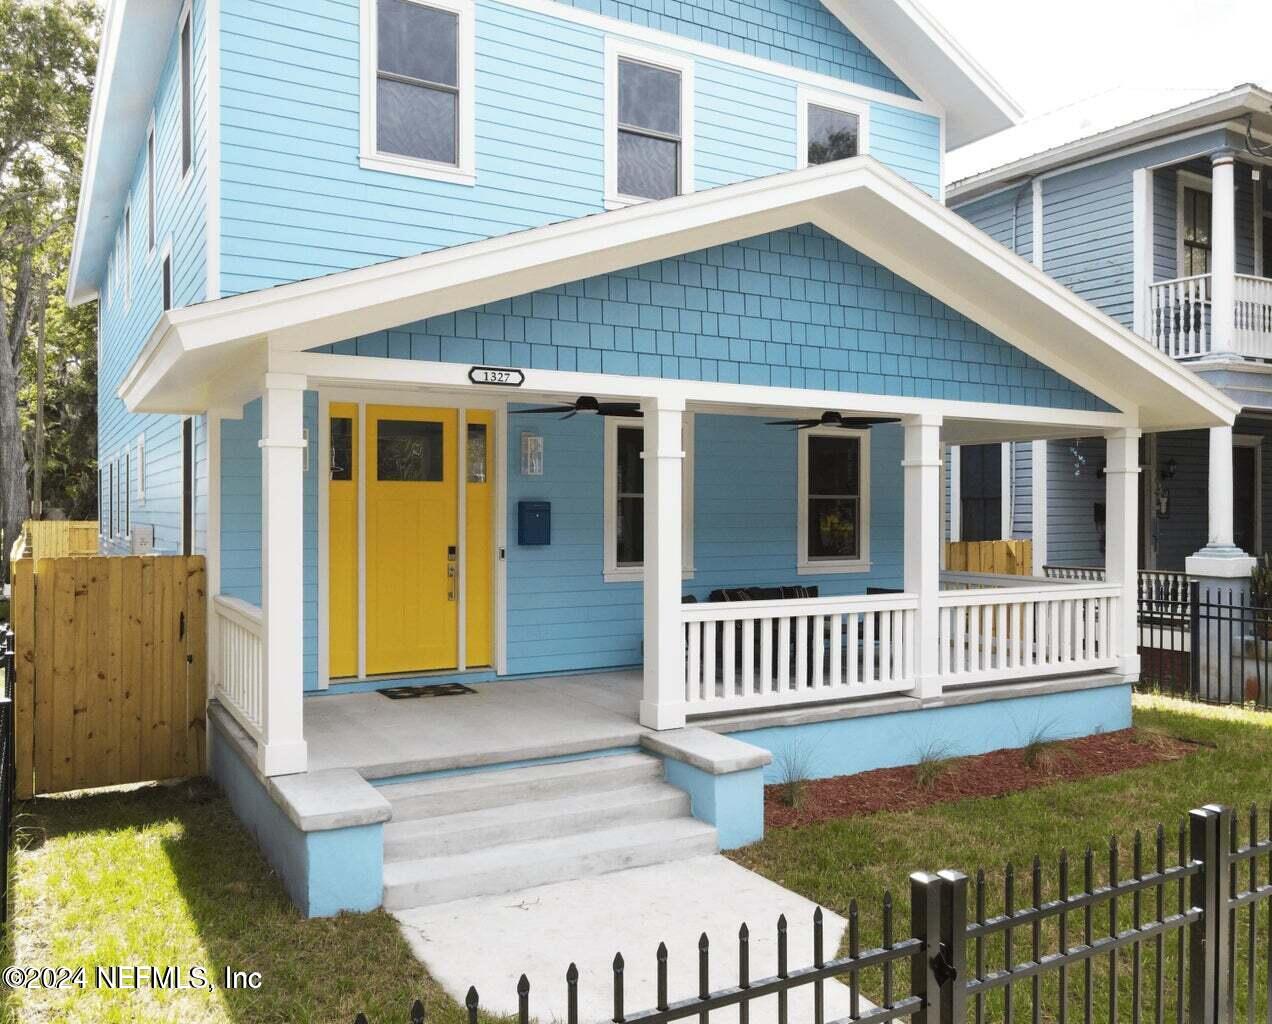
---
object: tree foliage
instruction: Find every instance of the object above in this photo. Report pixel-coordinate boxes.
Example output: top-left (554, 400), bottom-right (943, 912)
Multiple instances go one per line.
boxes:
top-left (0, 0), bottom-right (98, 555)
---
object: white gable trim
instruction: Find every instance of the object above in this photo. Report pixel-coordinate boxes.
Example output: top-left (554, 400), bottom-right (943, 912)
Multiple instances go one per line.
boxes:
top-left (120, 157), bottom-right (1237, 433)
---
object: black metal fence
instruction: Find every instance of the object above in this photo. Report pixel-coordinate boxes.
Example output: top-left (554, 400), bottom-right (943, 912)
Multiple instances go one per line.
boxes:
top-left (357, 803), bottom-right (1272, 1024)
top-left (0, 625), bottom-right (15, 927)
top-left (1136, 577), bottom-right (1272, 710)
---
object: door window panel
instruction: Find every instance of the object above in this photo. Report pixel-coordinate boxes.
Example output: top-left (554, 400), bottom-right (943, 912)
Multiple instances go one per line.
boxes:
top-left (466, 422), bottom-right (487, 483)
top-left (377, 419), bottom-right (444, 481)
top-left (330, 417), bottom-right (354, 481)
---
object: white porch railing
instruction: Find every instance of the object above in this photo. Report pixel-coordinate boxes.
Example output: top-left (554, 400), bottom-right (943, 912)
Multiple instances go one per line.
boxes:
top-left (213, 594), bottom-right (265, 742)
top-left (1234, 274), bottom-right (1272, 357)
top-left (938, 583), bottom-right (1120, 687)
top-left (682, 593), bottom-right (918, 714)
top-left (1149, 274), bottom-right (1211, 357)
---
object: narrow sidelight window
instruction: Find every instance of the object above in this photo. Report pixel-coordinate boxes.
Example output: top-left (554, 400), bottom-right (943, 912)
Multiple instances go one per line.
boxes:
top-left (162, 254), bottom-right (172, 312)
top-left (146, 127), bottom-right (156, 251)
top-left (123, 205), bottom-right (132, 306)
top-left (616, 58), bottom-right (682, 201)
top-left (614, 424), bottom-right (644, 566)
top-left (805, 104), bottom-right (859, 165)
top-left (375, 0), bottom-right (460, 165)
top-left (180, 12), bottom-right (192, 175)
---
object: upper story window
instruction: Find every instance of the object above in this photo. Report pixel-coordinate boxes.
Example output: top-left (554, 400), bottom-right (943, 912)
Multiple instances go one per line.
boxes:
top-left (179, 6), bottom-right (192, 178)
top-left (605, 41), bottom-right (693, 209)
top-left (603, 416), bottom-right (694, 582)
top-left (797, 88), bottom-right (869, 169)
top-left (360, 0), bottom-right (475, 184)
top-left (123, 204), bottom-right (132, 307)
top-left (161, 247), bottom-right (173, 311)
top-left (146, 124), bottom-right (156, 252)
top-left (797, 427), bottom-right (870, 574)
top-left (1178, 174), bottom-right (1212, 277)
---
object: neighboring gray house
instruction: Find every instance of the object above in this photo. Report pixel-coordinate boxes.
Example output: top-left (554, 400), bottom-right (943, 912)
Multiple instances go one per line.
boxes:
top-left (949, 84), bottom-right (1272, 579)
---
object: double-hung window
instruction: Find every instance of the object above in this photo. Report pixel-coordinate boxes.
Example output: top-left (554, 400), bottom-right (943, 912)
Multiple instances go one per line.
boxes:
top-left (1179, 175), bottom-right (1212, 277)
top-left (797, 88), bottom-right (869, 169)
top-left (603, 417), bottom-right (694, 581)
top-left (606, 42), bottom-right (693, 208)
top-left (363, 0), bottom-right (475, 183)
top-left (797, 427), bottom-right (870, 573)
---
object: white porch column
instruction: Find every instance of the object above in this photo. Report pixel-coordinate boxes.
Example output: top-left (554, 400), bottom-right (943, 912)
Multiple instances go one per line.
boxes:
top-left (1210, 151), bottom-right (1237, 356)
top-left (1030, 440), bottom-right (1048, 576)
top-left (904, 414), bottom-right (942, 701)
top-left (639, 396), bottom-right (686, 730)
top-left (1104, 428), bottom-right (1141, 676)
top-left (258, 371), bottom-right (309, 775)
top-left (1185, 425), bottom-right (1256, 576)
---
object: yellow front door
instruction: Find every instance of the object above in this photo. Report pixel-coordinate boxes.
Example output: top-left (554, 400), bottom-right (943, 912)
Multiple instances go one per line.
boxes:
top-left (366, 406), bottom-right (460, 675)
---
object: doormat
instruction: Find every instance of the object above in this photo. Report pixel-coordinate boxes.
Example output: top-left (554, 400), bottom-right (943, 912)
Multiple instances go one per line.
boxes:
top-left (379, 683), bottom-right (478, 700)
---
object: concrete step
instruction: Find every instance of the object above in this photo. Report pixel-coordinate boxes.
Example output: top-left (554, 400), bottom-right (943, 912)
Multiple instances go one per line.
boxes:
top-left (377, 752), bottom-right (662, 820)
top-left (382, 818), bottom-right (719, 909)
top-left (384, 782), bottom-right (690, 859)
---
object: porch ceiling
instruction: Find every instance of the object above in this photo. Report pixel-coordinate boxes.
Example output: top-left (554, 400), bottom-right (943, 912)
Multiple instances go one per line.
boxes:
top-left (121, 158), bottom-right (1237, 433)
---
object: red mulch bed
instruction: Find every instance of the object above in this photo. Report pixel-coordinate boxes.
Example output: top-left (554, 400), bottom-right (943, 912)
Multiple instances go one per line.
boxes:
top-left (765, 728), bottom-right (1199, 829)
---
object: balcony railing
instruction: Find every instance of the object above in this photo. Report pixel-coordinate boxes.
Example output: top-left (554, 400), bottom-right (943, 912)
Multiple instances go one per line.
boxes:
top-left (1149, 273), bottom-right (1272, 359)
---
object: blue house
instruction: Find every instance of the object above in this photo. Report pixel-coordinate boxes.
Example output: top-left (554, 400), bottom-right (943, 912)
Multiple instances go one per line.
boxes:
top-left (69, 0), bottom-right (1235, 917)
top-left (949, 85), bottom-right (1272, 580)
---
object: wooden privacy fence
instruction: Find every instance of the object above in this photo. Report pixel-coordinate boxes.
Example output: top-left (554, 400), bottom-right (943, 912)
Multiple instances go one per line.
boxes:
top-left (15, 520), bottom-right (99, 565)
top-left (10, 555), bottom-right (206, 798)
top-left (944, 538), bottom-right (1032, 575)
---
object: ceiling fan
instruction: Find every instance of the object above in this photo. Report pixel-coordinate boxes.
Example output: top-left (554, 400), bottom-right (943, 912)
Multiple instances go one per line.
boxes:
top-left (765, 410), bottom-right (901, 430)
top-left (518, 396), bottom-right (642, 419)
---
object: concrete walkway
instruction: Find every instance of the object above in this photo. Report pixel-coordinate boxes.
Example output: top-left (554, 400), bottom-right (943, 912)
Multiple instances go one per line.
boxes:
top-left (393, 855), bottom-right (857, 1024)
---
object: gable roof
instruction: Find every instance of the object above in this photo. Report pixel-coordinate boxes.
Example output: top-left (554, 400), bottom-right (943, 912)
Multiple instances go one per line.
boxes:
top-left (949, 82), bottom-right (1272, 205)
top-left (120, 157), bottom-right (1234, 433)
top-left (68, 0), bottom-right (1018, 307)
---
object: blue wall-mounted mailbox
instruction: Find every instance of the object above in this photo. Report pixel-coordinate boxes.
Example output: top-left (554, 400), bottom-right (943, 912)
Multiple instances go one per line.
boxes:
top-left (518, 501), bottom-right (551, 545)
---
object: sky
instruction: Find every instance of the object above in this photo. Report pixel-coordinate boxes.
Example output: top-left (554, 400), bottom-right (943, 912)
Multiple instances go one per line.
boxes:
top-left (921, 0), bottom-right (1270, 119)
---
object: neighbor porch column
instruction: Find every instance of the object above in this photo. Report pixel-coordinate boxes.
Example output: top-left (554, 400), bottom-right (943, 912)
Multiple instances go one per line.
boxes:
top-left (1030, 440), bottom-right (1048, 576)
top-left (904, 414), bottom-right (942, 701)
top-left (640, 396), bottom-right (686, 730)
top-left (1185, 425), bottom-right (1255, 576)
top-left (1104, 429), bottom-right (1141, 676)
top-left (259, 371), bottom-right (309, 775)
top-left (1209, 151), bottom-right (1236, 356)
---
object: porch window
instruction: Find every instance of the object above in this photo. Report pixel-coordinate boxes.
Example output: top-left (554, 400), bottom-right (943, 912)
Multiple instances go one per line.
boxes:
top-left (1181, 185), bottom-right (1212, 277)
top-left (797, 427), bottom-right (870, 573)
top-left (603, 416), bottom-right (694, 582)
top-left (958, 443), bottom-right (1003, 543)
top-left (605, 41), bottom-right (693, 208)
top-left (364, 0), bottom-right (474, 183)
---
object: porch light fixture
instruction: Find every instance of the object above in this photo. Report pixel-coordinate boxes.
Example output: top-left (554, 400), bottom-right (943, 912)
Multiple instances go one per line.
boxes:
top-left (1160, 457), bottom-right (1178, 481)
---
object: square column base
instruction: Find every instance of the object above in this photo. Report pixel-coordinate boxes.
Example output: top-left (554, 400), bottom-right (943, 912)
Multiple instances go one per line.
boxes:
top-left (258, 739), bottom-right (309, 777)
top-left (1185, 546), bottom-right (1256, 578)
top-left (640, 699), bottom-right (687, 730)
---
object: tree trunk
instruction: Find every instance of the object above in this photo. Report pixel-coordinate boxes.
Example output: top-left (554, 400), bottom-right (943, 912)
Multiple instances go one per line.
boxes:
top-left (0, 252), bottom-right (33, 578)
top-left (32, 278), bottom-right (47, 519)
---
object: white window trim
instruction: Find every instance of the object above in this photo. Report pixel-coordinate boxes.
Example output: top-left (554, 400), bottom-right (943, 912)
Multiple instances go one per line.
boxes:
top-left (604, 38), bottom-right (695, 212)
top-left (136, 433), bottom-right (146, 505)
top-left (796, 86), bottom-right (870, 170)
top-left (1234, 432), bottom-right (1263, 555)
top-left (122, 449), bottom-right (132, 539)
top-left (603, 414), bottom-right (694, 582)
top-left (146, 116), bottom-right (157, 255)
top-left (359, 0), bottom-right (476, 186)
top-left (796, 425), bottom-right (871, 575)
top-left (178, 0), bottom-right (194, 189)
top-left (1176, 169), bottom-right (1212, 277)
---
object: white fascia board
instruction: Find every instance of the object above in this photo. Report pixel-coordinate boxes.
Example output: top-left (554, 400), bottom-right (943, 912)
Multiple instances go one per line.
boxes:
top-left (119, 157), bottom-right (1238, 433)
top-left (823, 0), bottom-right (1020, 148)
top-left (67, 0), bottom-right (183, 306)
top-left (948, 84), bottom-right (1272, 205)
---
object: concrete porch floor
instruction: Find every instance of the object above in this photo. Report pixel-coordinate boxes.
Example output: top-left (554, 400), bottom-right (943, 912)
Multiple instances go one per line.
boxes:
top-left (305, 670), bottom-right (649, 779)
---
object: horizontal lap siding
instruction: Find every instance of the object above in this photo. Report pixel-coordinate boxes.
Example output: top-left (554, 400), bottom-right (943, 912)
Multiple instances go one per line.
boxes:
top-left (1153, 168), bottom-right (1177, 281)
top-left (1042, 167), bottom-right (1134, 328)
top-left (98, 0), bottom-right (210, 555)
top-left (320, 225), bottom-right (1102, 410)
top-left (218, 0), bottom-right (938, 295)
top-left (502, 412), bottom-right (903, 675)
top-left (951, 187), bottom-right (1033, 263)
top-left (1044, 438), bottom-right (1106, 568)
top-left (1012, 441), bottom-right (1031, 539)
top-left (1153, 430), bottom-right (1207, 570)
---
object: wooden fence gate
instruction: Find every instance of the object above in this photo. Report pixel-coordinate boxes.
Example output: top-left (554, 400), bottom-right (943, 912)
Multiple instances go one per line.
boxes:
top-left (10, 555), bottom-right (207, 799)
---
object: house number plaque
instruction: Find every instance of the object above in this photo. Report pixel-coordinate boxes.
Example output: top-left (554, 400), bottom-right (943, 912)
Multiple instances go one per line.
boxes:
top-left (468, 366), bottom-right (525, 387)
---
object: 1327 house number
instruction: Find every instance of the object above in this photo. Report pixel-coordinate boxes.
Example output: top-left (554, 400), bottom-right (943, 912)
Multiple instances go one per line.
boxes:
top-left (468, 366), bottom-right (525, 386)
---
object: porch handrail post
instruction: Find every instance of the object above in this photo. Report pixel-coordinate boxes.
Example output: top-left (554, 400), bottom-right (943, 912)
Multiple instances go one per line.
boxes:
top-left (904, 414), bottom-right (942, 701)
top-left (1104, 427), bottom-right (1141, 677)
top-left (1209, 151), bottom-right (1236, 356)
top-left (639, 395), bottom-right (687, 730)
top-left (258, 369), bottom-right (309, 775)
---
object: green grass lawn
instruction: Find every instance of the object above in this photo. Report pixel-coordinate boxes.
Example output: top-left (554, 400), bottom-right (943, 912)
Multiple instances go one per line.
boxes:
top-left (1, 780), bottom-right (468, 1024)
top-left (2, 695), bottom-right (1268, 1023)
top-left (730, 694), bottom-right (1272, 1022)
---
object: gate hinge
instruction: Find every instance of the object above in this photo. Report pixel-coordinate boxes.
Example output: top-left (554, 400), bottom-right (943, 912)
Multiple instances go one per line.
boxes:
top-left (931, 944), bottom-right (958, 988)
